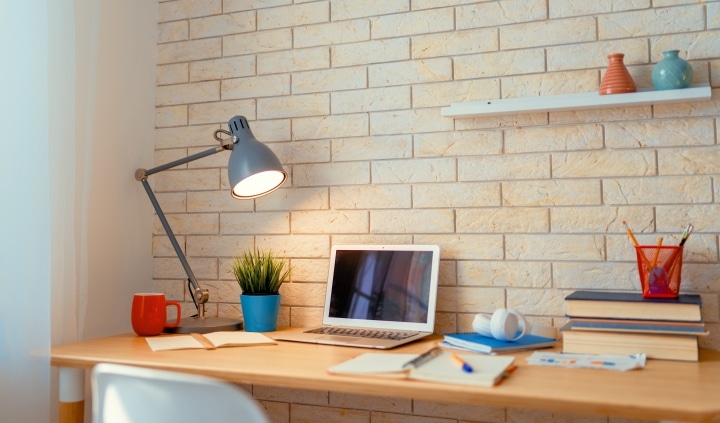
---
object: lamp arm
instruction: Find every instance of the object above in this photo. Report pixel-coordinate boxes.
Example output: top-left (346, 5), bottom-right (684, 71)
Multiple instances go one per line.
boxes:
top-left (134, 142), bottom-right (233, 313)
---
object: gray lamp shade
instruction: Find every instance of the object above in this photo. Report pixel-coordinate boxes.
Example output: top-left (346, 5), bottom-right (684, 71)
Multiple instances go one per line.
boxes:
top-left (227, 116), bottom-right (287, 199)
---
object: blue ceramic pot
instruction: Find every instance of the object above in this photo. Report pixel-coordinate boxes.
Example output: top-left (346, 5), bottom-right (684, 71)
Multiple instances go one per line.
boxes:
top-left (240, 293), bottom-right (280, 332)
top-left (652, 50), bottom-right (693, 90)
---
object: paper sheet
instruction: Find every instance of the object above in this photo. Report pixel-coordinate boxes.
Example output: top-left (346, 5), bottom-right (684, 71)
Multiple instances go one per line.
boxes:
top-left (526, 351), bottom-right (646, 371)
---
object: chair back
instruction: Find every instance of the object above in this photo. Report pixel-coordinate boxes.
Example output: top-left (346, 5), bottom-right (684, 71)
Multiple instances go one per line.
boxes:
top-left (91, 363), bottom-right (270, 423)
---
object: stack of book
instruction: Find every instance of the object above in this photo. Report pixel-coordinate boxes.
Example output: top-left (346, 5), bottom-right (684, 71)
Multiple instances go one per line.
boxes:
top-left (562, 290), bottom-right (706, 362)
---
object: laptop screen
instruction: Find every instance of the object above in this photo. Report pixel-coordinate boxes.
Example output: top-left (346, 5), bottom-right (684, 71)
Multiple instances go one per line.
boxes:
top-left (323, 245), bottom-right (440, 331)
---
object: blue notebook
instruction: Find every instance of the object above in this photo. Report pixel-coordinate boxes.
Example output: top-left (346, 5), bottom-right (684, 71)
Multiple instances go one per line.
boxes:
top-left (443, 332), bottom-right (556, 354)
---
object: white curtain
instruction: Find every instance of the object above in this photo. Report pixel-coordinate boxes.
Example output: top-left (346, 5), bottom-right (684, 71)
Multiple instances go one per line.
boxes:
top-left (0, 1), bottom-right (156, 421)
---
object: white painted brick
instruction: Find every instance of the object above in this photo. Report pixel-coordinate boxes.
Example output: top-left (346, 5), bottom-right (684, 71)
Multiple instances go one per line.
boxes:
top-left (285, 258), bottom-right (328, 282)
top-left (257, 47), bottom-right (330, 75)
top-left (413, 182), bottom-right (500, 208)
top-left (505, 124), bottom-right (604, 154)
top-left (370, 209), bottom-right (454, 234)
top-left (414, 130), bottom-right (503, 157)
top-left (330, 185), bottom-right (411, 209)
top-left (158, 38), bottom-right (221, 64)
top-left (454, 112), bottom-right (549, 131)
top-left (292, 67), bottom-right (367, 94)
top-left (293, 162), bottom-right (370, 187)
top-left (154, 257), bottom-right (217, 280)
top-left (331, 135), bottom-right (412, 161)
top-left (257, 2), bottom-right (328, 30)
top-left (436, 286), bottom-right (505, 313)
top-left (547, 39), bottom-right (649, 72)
top-left (552, 150), bottom-right (656, 178)
top-left (598, 6), bottom-right (705, 39)
top-left (155, 192), bottom-right (186, 214)
top-left (501, 17), bottom-right (596, 50)
top-left (506, 234), bottom-right (606, 261)
top-left (372, 157), bottom-right (456, 184)
top-left (257, 94), bottom-right (329, 120)
top-left (157, 63), bottom-right (188, 85)
top-left (159, 21), bottom-right (188, 43)
top-left (187, 190), bottom-right (254, 213)
top-left (189, 12), bottom-right (254, 39)
top-left (710, 3), bottom-right (720, 30)
top-left (420, 234), bottom-right (505, 260)
top-left (371, 109), bottom-right (454, 135)
top-left (411, 0), bottom-right (478, 9)
top-left (457, 261), bottom-right (552, 288)
top-left (256, 235), bottom-right (330, 258)
top-left (551, 205), bottom-right (650, 233)
top-left (189, 99), bottom-right (255, 125)
top-left (456, 208), bottom-right (548, 233)
top-left (189, 56), bottom-right (255, 82)
top-left (156, 81), bottom-right (219, 106)
top-left (503, 180), bottom-right (602, 206)
top-left (658, 146), bottom-right (720, 176)
top-left (292, 114), bottom-right (369, 140)
top-left (454, 49), bottom-right (545, 80)
top-left (331, 234), bottom-right (413, 246)
top-left (220, 211), bottom-right (290, 235)
top-left (223, 0), bottom-right (290, 13)
top-left (222, 75), bottom-right (290, 100)
top-left (156, 124), bottom-right (218, 149)
top-left (370, 9), bottom-right (454, 39)
top-left (294, 20), bottom-right (370, 49)
top-left (154, 213), bottom-right (219, 236)
top-left (332, 38), bottom-right (409, 68)
top-left (413, 79), bottom-right (499, 109)
top-left (332, 86), bottom-right (410, 114)
top-left (187, 235), bottom-right (253, 257)
top-left (223, 29), bottom-right (292, 56)
top-left (412, 28), bottom-right (497, 59)
top-left (606, 118), bottom-right (715, 148)
top-left (501, 70), bottom-right (599, 98)
top-left (554, 262), bottom-right (637, 291)
top-left (459, 154), bottom-right (551, 182)
top-left (549, 0), bottom-right (651, 18)
top-left (330, 0), bottom-right (408, 21)
top-left (603, 176), bottom-right (713, 205)
top-left (368, 58), bottom-right (452, 87)
top-left (156, 105), bottom-right (187, 128)
top-left (279, 282), bottom-right (326, 307)
top-left (551, 105), bottom-right (652, 124)
top-left (653, 88), bottom-right (720, 118)
top-left (507, 288), bottom-right (567, 317)
top-left (256, 187), bottom-right (328, 212)
top-left (158, 0), bottom-right (221, 22)
top-left (456, 0), bottom-right (547, 29)
top-left (291, 210), bottom-right (368, 234)
top-left (274, 140), bottom-right (330, 165)
top-left (153, 168), bottom-right (221, 192)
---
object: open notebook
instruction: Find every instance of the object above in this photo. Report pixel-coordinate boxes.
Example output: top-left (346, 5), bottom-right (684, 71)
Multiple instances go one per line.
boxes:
top-left (274, 244), bottom-right (440, 349)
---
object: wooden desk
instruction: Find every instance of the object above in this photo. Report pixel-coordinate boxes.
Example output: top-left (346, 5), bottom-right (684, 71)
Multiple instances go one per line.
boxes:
top-left (51, 328), bottom-right (720, 423)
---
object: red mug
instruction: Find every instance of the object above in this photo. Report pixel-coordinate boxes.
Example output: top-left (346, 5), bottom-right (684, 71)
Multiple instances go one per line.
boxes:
top-left (131, 293), bottom-right (181, 336)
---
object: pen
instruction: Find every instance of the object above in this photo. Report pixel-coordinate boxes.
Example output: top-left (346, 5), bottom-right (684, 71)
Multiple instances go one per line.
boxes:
top-left (450, 353), bottom-right (474, 373)
top-left (402, 346), bottom-right (441, 369)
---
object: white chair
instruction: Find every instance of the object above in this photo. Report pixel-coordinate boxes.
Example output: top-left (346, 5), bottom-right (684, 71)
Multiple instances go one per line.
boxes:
top-left (91, 363), bottom-right (270, 423)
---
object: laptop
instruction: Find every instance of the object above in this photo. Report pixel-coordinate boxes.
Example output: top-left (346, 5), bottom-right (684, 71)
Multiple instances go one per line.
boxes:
top-left (274, 244), bottom-right (440, 349)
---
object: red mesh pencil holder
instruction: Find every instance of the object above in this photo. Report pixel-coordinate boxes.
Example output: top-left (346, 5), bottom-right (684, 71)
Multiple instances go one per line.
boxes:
top-left (635, 245), bottom-right (683, 298)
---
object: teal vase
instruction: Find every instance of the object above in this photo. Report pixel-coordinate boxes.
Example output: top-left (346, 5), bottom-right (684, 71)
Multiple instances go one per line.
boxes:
top-left (652, 50), bottom-right (693, 90)
top-left (240, 293), bottom-right (280, 332)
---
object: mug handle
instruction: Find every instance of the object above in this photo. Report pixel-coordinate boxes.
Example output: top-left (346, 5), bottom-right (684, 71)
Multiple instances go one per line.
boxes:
top-left (165, 300), bottom-right (181, 328)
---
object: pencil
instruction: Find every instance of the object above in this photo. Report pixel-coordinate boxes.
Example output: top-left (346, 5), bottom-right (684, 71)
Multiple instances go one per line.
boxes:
top-left (651, 237), bottom-right (663, 268)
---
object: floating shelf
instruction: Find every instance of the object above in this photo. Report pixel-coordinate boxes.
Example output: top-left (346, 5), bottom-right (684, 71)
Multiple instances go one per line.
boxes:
top-left (441, 84), bottom-right (712, 118)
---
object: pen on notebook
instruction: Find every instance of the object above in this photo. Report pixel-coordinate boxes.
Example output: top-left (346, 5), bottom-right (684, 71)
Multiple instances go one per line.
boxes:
top-left (450, 353), bottom-right (474, 373)
top-left (402, 346), bottom-right (441, 369)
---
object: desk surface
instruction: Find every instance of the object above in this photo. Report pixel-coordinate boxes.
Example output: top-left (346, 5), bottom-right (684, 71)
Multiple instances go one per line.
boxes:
top-left (51, 328), bottom-right (720, 423)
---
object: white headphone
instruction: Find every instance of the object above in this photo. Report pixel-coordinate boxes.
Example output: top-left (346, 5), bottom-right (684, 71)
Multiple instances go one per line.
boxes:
top-left (472, 308), bottom-right (529, 341)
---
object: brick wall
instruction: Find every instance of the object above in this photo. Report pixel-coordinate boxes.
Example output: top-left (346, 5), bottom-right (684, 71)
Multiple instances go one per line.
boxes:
top-left (154, 1), bottom-right (720, 421)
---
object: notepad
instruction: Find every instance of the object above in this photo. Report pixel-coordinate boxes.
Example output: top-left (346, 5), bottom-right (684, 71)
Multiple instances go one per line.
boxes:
top-left (327, 350), bottom-right (515, 387)
top-left (144, 331), bottom-right (276, 352)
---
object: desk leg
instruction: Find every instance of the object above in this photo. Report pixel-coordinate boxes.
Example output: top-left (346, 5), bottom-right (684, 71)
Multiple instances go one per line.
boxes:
top-left (58, 367), bottom-right (85, 423)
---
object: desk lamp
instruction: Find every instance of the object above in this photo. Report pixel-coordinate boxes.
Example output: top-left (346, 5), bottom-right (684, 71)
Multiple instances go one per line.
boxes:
top-left (135, 115), bottom-right (287, 333)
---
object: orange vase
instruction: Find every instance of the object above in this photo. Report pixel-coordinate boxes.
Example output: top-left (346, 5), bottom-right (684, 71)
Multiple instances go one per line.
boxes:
top-left (599, 53), bottom-right (636, 95)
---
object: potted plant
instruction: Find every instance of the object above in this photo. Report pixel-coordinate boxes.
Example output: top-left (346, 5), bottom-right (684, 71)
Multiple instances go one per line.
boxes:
top-left (231, 248), bottom-right (290, 332)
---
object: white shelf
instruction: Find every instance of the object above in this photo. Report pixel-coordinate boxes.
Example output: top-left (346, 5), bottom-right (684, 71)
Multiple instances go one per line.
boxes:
top-left (441, 84), bottom-right (712, 118)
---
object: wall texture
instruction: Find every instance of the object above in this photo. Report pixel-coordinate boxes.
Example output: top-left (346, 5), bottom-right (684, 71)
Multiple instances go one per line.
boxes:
top-left (154, 0), bottom-right (720, 421)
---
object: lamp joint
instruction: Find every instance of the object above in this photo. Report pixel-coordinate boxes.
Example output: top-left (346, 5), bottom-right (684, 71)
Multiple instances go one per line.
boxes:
top-left (135, 169), bottom-right (148, 181)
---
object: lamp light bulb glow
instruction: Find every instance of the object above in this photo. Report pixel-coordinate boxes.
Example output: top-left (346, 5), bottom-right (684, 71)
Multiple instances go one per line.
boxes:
top-left (232, 170), bottom-right (286, 199)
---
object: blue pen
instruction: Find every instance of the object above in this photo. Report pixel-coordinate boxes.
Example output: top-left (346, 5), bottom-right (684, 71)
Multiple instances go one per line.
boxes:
top-left (450, 353), bottom-right (474, 373)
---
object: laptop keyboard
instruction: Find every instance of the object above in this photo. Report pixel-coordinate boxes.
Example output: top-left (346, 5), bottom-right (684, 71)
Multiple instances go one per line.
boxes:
top-left (306, 327), bottom-right (418, 341)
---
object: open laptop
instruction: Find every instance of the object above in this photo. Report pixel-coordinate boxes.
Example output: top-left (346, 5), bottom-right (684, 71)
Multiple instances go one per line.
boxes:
top-left (274, 244), bottom-right (440, 349)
